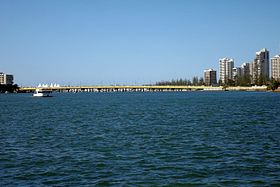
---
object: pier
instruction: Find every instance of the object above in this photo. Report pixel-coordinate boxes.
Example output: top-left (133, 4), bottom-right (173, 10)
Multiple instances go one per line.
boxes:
top-left (18, 85), bottom-right (268, 93)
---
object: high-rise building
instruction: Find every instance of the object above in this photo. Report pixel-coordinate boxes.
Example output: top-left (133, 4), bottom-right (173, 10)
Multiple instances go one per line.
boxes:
top-left (251, 48), bottom-right (269, 84)
top-left (232, 67), bottom-right (242, 81)
top-left (236, 62), bottom-right (252, 85)
top-left (241, 63), bottom-right (250, 78)
top-left (249, 62), bottom-right (254, 80)
top-left (204, 69), bottom-right (217, 86)
top-left (219, 58), bottom-right (234, 84)
top-left (0, 72), bottom-right (14, 85)
top-left (271, 55), bottom-right (280, 81)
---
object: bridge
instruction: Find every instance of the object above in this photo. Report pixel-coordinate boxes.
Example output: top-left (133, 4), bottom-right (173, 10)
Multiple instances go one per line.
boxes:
top-left (18, 85), bottom-right (267, 93)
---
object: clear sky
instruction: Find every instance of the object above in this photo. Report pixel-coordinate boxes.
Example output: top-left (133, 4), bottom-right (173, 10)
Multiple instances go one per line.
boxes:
top-left (0, 0), bottom-right (280, 86)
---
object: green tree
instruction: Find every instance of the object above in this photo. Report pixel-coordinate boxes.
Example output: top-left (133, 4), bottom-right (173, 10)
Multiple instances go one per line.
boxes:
top-left (267, 79), bottom-right (280, 91)
top-left (192, 76), bottom-right (198, 86)
top-left (0, 84), bottom-right (19, 93)
top-left (198, 77), bottom-right (204, 86)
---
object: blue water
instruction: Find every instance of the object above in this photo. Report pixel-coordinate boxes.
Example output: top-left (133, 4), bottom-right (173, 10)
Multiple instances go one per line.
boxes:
top-left (1, 92), bottom-right (280, 186)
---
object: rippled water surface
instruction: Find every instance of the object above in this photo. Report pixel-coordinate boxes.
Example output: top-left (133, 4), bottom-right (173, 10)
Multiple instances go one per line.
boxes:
top-left (1, 92), bottom-right (280, 186)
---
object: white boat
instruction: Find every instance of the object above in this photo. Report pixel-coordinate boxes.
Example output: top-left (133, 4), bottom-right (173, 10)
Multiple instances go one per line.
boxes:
top-left (33, 88), bottom-right (53, 97)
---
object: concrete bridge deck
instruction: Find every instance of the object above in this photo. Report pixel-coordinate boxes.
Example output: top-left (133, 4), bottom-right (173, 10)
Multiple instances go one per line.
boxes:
top-left (18, 85), bottom-right (268, 92)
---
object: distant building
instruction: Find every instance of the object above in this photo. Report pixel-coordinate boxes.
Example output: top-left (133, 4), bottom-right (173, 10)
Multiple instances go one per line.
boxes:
top-left (219, 58), bottom-right (234, 84)
top-left (251, 48), bottom-right (269, 84)
top-left (204, 69), bottom-right (217, 86)
top-left (249, 62), bottom-right (254, 80)
top-left (0, 72), bottom-right (14, 85)
top-left (232, 67), bottom-right (241, 81)
top-left (241, 62), bottom-right (250, 78)
top-left (271, 55), bottom-right (280, 81)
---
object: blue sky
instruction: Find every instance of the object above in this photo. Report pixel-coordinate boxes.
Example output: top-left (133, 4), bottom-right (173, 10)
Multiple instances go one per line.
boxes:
top-left (0, 0), bottom-right (280, 86)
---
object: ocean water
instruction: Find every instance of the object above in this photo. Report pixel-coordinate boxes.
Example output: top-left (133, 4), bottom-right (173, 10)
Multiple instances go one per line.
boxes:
top-left (1, 92), bottom-right (280, 186)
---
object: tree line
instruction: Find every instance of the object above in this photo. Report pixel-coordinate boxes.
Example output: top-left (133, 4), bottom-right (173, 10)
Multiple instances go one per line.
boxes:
top-left (154, 77), bottom-right (204, 86)
top-left (222, 75), bottom-right (280, 90)
top-left (0, 84), bottom-right (19, 93)
top-left (153, 76), bottom-right (280, 91)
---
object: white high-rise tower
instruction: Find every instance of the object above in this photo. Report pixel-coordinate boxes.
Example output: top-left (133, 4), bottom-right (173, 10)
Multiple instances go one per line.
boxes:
top-left (219, 58), bottom-right (234, 84)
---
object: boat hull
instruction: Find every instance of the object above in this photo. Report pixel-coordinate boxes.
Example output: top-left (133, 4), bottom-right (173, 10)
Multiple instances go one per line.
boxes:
top-left (33, 89), bottom-right (53, 97)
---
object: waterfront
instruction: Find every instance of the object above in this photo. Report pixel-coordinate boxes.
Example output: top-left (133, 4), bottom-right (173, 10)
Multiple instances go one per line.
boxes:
top-left (1, 92), bottom-right (280, 186)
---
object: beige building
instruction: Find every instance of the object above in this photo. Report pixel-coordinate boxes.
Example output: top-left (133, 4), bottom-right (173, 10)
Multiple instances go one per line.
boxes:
top-left (0, 72), bottom-right (14, 85)
top-left (271, 55), bottom-right (280, 81)
top-left (204, 69), bottom-right (217, 86)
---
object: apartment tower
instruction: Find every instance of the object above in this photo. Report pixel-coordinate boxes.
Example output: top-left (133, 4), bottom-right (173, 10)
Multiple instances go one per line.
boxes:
top-left (271, 55), bottom-right (280, 81)
top-left (251, 48), bottom-right (269, 84)
top-left (0, 72), bottom-right (14, 85)
top-left (232, 67), bottom-right (242, 81)
top-left (219, 58), bottom-right (234, 84)
top-left (241, 63), bottom-right (250, 78)
top-left (204, 69), bottom-right (217, 86)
